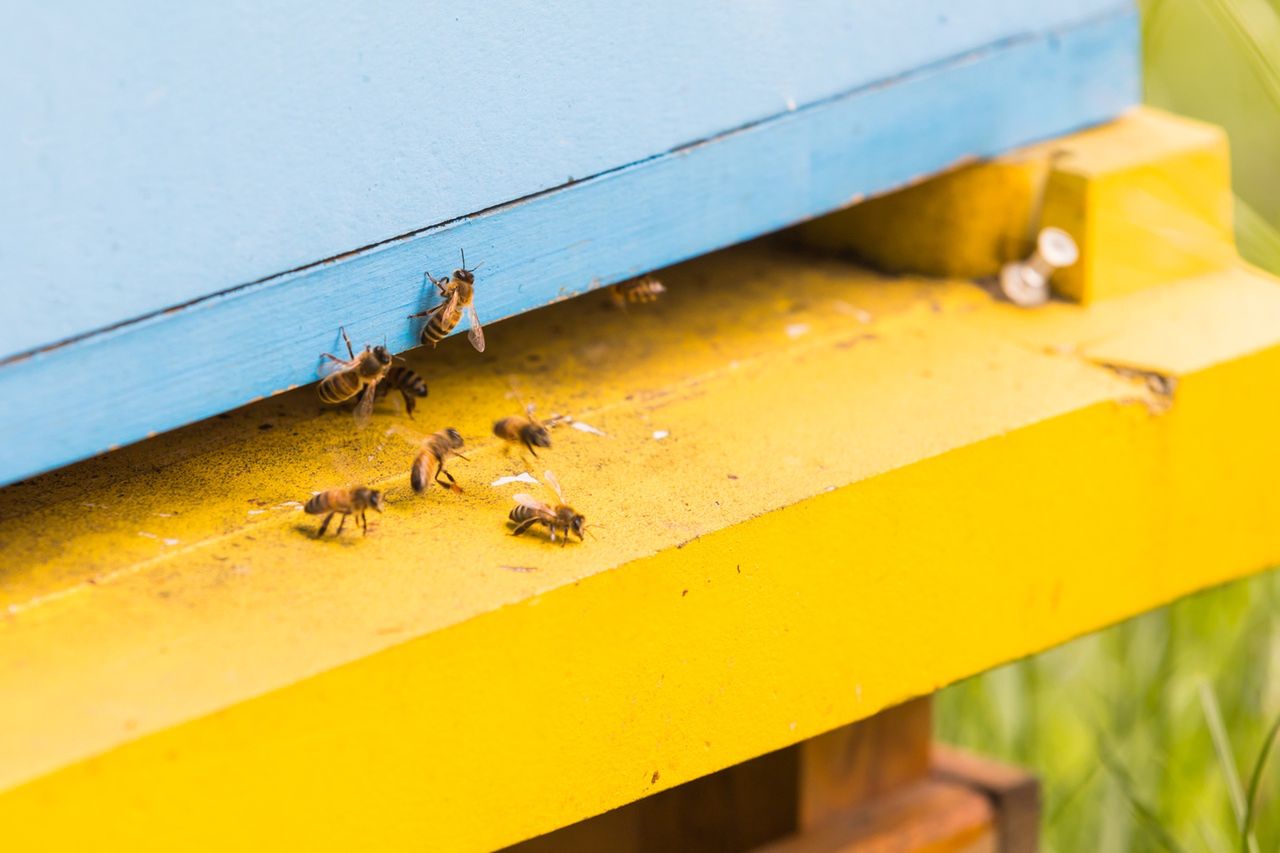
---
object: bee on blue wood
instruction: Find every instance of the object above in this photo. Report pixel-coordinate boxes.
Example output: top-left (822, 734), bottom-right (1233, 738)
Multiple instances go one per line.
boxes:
top-left (317, 326), bottom-right (392, 428)
top-left (609, 274), bottom-right (666, 308)
top-left (408, 250), bottom-right (485, 352)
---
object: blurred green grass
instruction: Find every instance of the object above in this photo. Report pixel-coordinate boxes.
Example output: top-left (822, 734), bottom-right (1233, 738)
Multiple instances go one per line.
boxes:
top-left (937, 2), bottom-right (1280, 849)
top-left (938, 573), bottom-right (1280, 851)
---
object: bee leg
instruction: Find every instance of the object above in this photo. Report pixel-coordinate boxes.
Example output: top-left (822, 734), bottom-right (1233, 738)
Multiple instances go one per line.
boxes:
top-left (339, 327), bottom-right (355, 359)
top-left (511, 518), bottom-right (538, 536)
top-left (316, 513), bottom-right (335, 537)
top-left (523, 439), bottom-right (539, 458)
top-left (336, 513), bottom-right (348, 535)
top-left (436, 468), bottom-right (463, 494)
top-left (401, 391), bottom-right (416, 419)
top-left (360, 511), bottom-right (368, 536)
top-left (424, 270), bottom-right (449, 297)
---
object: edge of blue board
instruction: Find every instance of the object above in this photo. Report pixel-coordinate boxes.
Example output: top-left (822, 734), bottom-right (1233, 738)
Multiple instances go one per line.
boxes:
top-left (0, 8), bottom-right (1139, 487)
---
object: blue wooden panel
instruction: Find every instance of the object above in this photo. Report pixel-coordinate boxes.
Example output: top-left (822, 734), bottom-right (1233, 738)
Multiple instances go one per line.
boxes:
top-left (0, 8), bottom-right (1139, 486)
top-left (2, 1), bottom-right (1126, 361)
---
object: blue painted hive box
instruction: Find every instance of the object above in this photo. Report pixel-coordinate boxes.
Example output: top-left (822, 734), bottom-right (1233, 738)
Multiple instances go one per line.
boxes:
top-left (0, 2), bottom-right (1138, 485)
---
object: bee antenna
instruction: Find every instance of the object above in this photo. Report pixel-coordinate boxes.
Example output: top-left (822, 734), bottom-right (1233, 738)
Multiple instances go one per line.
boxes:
top-left (460, 248), bottom-right (466, 269)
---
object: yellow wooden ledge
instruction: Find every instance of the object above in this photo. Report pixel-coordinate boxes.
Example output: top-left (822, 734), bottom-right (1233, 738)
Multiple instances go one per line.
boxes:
top-left (3, 157), bottom-right (1280, 850)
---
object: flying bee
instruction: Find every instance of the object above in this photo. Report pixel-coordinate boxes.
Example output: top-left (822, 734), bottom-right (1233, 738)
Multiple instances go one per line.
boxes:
top-left (318, 326), bottom-right (393, 427)
top-left (410, 427), bottom-right (468, 494)
top-left (493, 387), bottom-right (561, 457)
top-left (374, 365), bottom-right (429, 417)
top-left (408, 250), bottom-right (485, 352)
top-left (609, 275), bottom-right (666, 309)
top-left (508, 470), bottom-right (588, 545)
top-left (305, 486), bottom-right (385, 537)
top-left (493, 405), bottom-right (552, 457)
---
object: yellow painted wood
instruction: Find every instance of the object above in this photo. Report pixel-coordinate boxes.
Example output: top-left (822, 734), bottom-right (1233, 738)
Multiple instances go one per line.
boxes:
top-left (791, 108), bottom-right (1234, 304)
top-left (792, 153), bottom-right (1051, 279)
top-left (2, 120), bottom-right (1279, 849)
top-left (1040, 108), bottom-right (1234, 303)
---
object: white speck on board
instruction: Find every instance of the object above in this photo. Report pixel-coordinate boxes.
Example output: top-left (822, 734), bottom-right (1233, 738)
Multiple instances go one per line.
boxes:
top-left (785, 323), bottom-right (810, 338)
top-left (247, 509), bottom-right (265, 516)
top-left (652, 430), bottom-right (669, 440)
top-left (571, 421), bottom-right (608, 437)
top-left (491, 472), bottom-right (540, 487)
top-left (162, 538), bottom-right (180, 546)
top-left (137, 531), bottom-right (158, 540)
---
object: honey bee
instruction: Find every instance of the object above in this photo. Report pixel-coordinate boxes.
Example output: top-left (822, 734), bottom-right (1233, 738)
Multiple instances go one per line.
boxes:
top-left (408, 250), bottom-right (485, 352)
top-left (411, 427), bottom-right (468, 494)
top-left (609, 275), bottom-right (666, 308)
top-left (318, 327), bottom-right (393, 427)
top-left (493, 397), bottom-right (554, 457)
top-left (305, 486), bottom-right (385, 537)
top-left (508, 470), bottom-right (587, 545)
top-left (374, 365), bottom-right (429, 417)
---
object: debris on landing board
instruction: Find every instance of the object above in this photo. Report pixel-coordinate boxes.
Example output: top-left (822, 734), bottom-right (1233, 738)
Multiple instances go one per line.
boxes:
top-left (563, 418), bottom-right (608, 437)
top-left (491, 472), bottom-right (540, 488)
top-left (785, 323), bottom-right (811, 339)
top-left (830, 300), bottom-right (875, 325)
top-left (136, 532), bottom-right (180, 546)
top-left (652, 430), bottom-right (670, 441)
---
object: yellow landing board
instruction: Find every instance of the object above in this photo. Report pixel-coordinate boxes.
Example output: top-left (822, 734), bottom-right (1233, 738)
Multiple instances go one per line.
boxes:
top-left (2, 243), bottom-right (1280, 851)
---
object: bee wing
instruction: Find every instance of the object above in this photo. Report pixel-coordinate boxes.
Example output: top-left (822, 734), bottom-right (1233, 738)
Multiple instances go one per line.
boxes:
top-left (441, 288), bottom-right (461, 318)
top-left (466, 305), bottom-right (485, 352)
top-left (353, 379), bottom-right (377, 428)
top-left (513, 493), bottom-right (551, 512)
top-left (543, 469), bottom-right (565, 503)
top-left (319, 356), bottom-right (353, 378)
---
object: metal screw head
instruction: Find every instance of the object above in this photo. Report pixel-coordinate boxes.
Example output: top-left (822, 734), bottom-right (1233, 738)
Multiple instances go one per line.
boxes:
top-left (1036, 227), bottom-right (1079, 268)
top-left (998, 227), bottom-right (1079, 308)
top-left (999, 263), bottom-right (1051, 307)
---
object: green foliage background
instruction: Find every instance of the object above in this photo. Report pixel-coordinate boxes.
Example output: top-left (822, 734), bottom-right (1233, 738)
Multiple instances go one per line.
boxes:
top-left (937, 3), bottom-right (1280, 849)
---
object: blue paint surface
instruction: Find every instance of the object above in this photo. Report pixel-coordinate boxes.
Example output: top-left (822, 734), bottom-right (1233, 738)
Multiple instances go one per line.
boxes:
top-left (2, 1), bottom-right (1127, 360)
top-left (0, 8), bottom-right (1139, 486)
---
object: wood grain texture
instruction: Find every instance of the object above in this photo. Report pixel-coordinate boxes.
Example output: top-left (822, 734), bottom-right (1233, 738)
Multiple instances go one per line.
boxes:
top-left (0, 9), bottom-right (1139, 487)
top-left (800, 698), bottom-right (934, 829)
top-left (1, 1), bottom-right (1129, 359)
